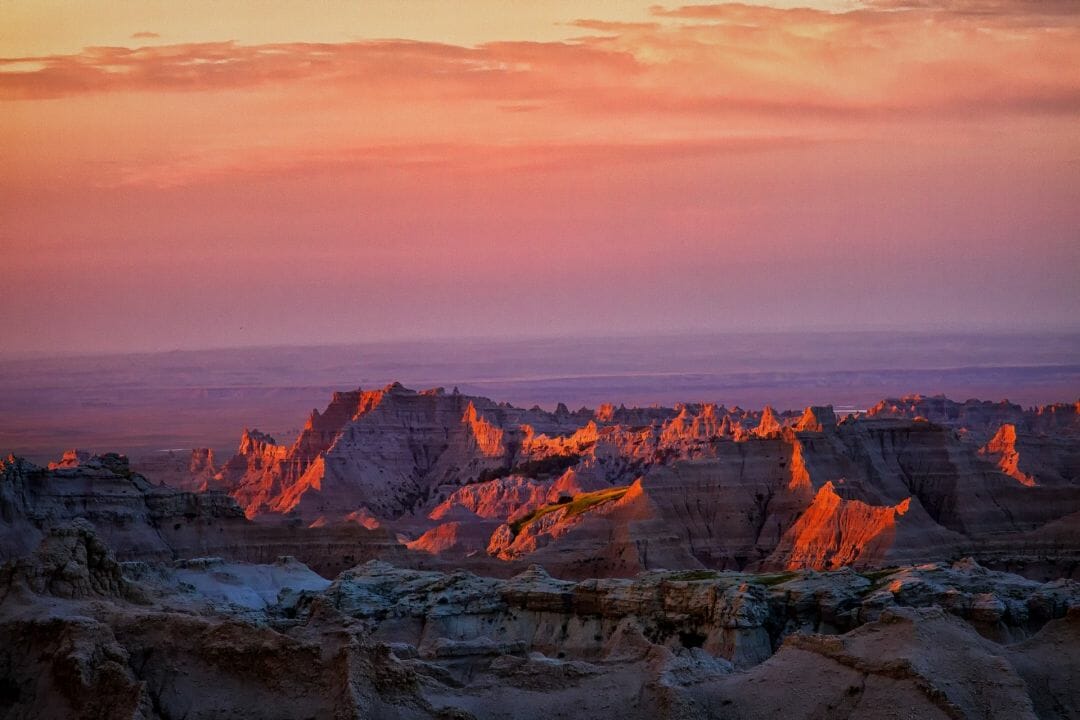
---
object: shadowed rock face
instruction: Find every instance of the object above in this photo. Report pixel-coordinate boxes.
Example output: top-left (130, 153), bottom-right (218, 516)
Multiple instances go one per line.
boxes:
top-left (868, 395), bottom-right (1080, 443)
top-left (0, 527), bottom-right (432, 720)
top-left (0, 453), bottom-right (407, 577)
top-left (0, 452), bottom-right (247, 563)
top-left (130, 448), bottom-right (219, 492)
top-left (979, 423), bottom-right (1080, 488)
top-left (2, 525), bottom-right (1078, 720)
top-left (0, 519), bottom-right (145, 602)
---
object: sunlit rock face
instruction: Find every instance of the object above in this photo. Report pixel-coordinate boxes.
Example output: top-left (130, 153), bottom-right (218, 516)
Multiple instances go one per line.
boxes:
top-left (981, 424), bottom-right (1039, 486)
top-left (185, 384), bottom-right (1080, 578)
top-left (753, 405), bottom-right (783, 437)
top-left (794, 405), bottom-right (838, 433)
top-left (429, 475), bottom-right (554, 522)
top-left (47, 449), bottom-right (90, 469)
top-left (213, 384), bottom-right (805, 525)
top-left (768, 483), bottom-right (918, 571)
top-left (979, 423), bottom-right (1080, 489)
top-left (217, 383), bottom-right (592, 521)
top-left (477, 419), bottom-right (1038, 577)
top-left (17, 387), bottom-right (1076, 580)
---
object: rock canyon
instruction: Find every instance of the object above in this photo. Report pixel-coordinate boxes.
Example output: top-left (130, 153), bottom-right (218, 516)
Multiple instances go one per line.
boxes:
top-left (2, 384), bottom-right (1079, 719)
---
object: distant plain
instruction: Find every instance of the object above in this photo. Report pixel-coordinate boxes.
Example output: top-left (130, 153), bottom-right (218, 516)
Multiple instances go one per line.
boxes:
top-left (1, 330), bottom-right (1077, 463)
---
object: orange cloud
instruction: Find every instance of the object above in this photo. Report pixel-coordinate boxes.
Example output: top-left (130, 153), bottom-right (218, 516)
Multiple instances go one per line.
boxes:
top-left (0, 1), bottom-right (1077, 353)
top-left (857, 0), bottom-right (1080, 20)
top-left (0, 0), bottom-right (1074, 204)
top-left (2, 0), bottom-right (1076, 118)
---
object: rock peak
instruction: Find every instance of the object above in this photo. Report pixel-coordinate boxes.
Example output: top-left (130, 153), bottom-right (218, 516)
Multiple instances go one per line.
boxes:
top-left (795, 406), bottom-right (837, 432)
top-left (754, 406), bottom-right (782, 437)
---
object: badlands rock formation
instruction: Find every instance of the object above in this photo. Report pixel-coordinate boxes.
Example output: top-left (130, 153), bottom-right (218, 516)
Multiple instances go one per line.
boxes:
top-left (0, 452), bottom-right (246, 563)
top-left (1, 522), bottom-right (1078, 719)
top-left (218, 384), bottom-right (590, 520)
top-left (868, 395), bottom-right (1080, 444)
top-left (131, 448), bottom-right (219, 492)
top-left (0, 453), bottom-right (406, 577)
top-left (185, 385), bottom-right (1080, 579)
top-left (979, 423), bottom-right (1080, 488)
top-left (4, 386), bottom-right (1079, 581)
top-left (2, 386), bottom-right (1079, 718)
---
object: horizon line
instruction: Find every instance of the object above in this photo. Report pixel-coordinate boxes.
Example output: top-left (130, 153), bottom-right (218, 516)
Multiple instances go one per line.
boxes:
top-left (2, 325), bottom-right (1080, 362)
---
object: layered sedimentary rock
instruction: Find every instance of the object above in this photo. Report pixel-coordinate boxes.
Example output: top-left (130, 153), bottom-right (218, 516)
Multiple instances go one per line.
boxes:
top-left (2, 523), bottom-right (1078, 720)
top-left (0, 452), bottom-right (246, 563)
top-left (219, 385), bottom-right (589, 521)
top-left (212, 384), bottom-right (808, 525)
top-left (6, 386), bottom-right (1079, 580)
top-left (979, 423), bottom-right (1080, 488)
top-left (4, 381), bottom-right (1079, 718)
top-left (100, 386), bottom-right (1072, 579)
top-left (0, 452), bottom-right (405, 577)
top-left (482, 417), bottom-right (1080, 577)
top-left (0, 526), bottom-right (431, 720)
top-left (868, 394), bottom-right (1080, 443)
top-left (131, 448), bottom-right (219, 492)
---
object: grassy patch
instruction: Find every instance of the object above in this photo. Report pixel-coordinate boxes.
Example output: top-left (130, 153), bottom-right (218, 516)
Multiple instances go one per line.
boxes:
top-left (753, 571), bottom-right (799, 586)
top-left (858, 567), bottom-right (900, 588)
top-left (665, 570), bottom-right (720, 582)
top-left (509, 485), bottom-right (630, 536)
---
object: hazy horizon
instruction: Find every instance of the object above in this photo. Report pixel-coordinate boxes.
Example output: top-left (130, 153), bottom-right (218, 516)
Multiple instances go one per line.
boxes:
top-left (3, 326), bottom-right (1080, 361)
top-left (3, 330), bottom-right (1076, 461)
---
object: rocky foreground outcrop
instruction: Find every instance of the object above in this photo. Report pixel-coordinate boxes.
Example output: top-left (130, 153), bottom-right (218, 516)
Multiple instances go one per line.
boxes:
top-left (0, 525), bottom-right (426, 720)
top-left (2, 525), bottom-right (1078, 719)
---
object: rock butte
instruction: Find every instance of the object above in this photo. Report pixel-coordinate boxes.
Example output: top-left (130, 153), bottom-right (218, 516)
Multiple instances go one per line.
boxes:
top-left (197, 386), bottom-right (1080, 577)
top-left (3, 385), bottom-right (1078, 580)
top-left (2, 385), bottom-right (1079, 718)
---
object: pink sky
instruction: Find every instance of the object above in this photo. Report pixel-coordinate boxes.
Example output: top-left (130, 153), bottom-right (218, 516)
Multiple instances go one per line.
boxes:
top-left (1, 0), bottom-right (1078, 353)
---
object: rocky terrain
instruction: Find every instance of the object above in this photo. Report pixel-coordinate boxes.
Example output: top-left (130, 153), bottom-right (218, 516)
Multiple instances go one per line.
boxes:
top-left (4, 387), bottom-right (1079, 581)
top-left (2, 385), bottom-right (1079, 717)
top-left (168, 386), bottom-right (1080, 578)
top-left (0, 452), bottom-right (408, 579)
top-left (1, 521), bottom-right (1078, 719)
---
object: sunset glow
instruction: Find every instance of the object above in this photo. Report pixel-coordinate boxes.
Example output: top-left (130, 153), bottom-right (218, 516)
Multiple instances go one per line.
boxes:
top-left (2, 0), bottom-right (1078, 352)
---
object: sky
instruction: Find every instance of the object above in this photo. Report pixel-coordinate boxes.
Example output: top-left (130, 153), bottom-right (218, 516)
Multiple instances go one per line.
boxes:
top-left (1, 0), bottom-right (1078, 354)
